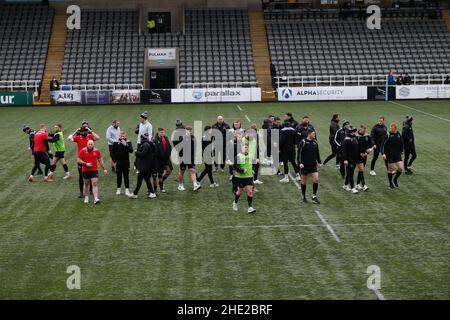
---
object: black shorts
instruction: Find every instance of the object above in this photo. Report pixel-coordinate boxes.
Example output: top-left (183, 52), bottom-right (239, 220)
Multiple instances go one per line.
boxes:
top-left (357, 156), bottom-right (367, 165)
top-left (34, 151), bottom-right (50, 165)
top-left (387, 154), bottom-right (403, 164)
top-left (180, 162), bottom-right (195, 171)
top-left (301, 165), bottom-right (318, 175)
top-left (55, 151), bottom-right (65, 159)
top-left (156, 159), bottom-right (173, 174)
top-left (82, 170), bottom-right (99, 179)
top-left (236, 177), bottom-right (254, 188)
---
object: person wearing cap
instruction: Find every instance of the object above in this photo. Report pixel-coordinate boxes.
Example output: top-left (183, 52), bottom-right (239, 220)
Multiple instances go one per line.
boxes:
top-left (342, 126), bottom-right (360, 194)
top-left (175, 118), bottom-right (185, 130)
top-left (322, 114), bottom-right (340, 169)
top-left (382, 122), bottom-right (404, 189)
top-left (334, 119), bottom-right (350, 179)
top-left (106, 119), bottom-right (121, 173)
top-left (48, 123), bottom-right (70, 180)
top-left (402, 116), bottom-right (416, 175)
top-left (22, 125), bottom-right (43, 179)
top-left (212, 115), bottom-right (230, 172)
top-left (369, 116), bottom-right (388, 176)
top-left (298, 129), bottom-right (321, 204)
top-left (356, 124), bottom-right (373, 191)
top-left (128, 133), bottom-right (157, 199)
top-left (77, 139), bottom-right (108, 204)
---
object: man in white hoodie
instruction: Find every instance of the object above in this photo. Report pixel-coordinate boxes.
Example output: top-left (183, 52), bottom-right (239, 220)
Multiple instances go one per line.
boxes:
top-left (106, 119), bottom-right (120, 172)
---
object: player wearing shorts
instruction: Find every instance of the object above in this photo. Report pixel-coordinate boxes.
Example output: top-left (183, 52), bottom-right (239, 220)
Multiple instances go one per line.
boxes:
top-left (298, 129), bottom-right (321, 204)
top-left (176, 126), bottom-right (201, 192)
top-left (77, 140), bottom-right (107, 204)
top-left (370, 116), bottom-right (388, 176)
top-left (356, 125), bottom-right (373, 191)
top-left (342, 127), bottom-right (359, 194)
top-left (334, 119), bottom-right (350, 179)
top-left (382, 122), bottom-right (404, 190)
top-left (232, 144), bottom-right (256, 214)
top-left (48, 124), bottom-right (70, 179)
top-left (402, 115), bottom-right (416, 175)
top-left (153, 128), bottom-right (173, 193)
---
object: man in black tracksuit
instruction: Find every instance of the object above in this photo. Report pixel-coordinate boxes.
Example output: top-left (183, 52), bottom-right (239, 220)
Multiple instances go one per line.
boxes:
top-left (153, 128), bottom-right (173, 192)
top-left (212, 116), bottom-right (230, 171)
top-left (323, 114), bottom-right (340, 167)
top-left (382, 122), bottom-right (404, 189)
top-left (280, 120), bottom-right (300, 182)
top-left (22, 125), bottom-right (43, 176)
top-left (356, 125), bottom-right (373, 190)
top-left (402, 116), bottom-right (416, 175)
top-left (198, 126), bottom-right (218, 187)
top-left (262, 115), bottom-right (274, 160)
top-left (370, 116), bottom-right (388, 175)
top-left (298, 129), bottom-right (321, 204)
top-left (334, 119), bottom-right (350, 179)
top-left (129, 133), bottom-right (156, 198)
top-left (111, 131), bottom-right (133, 196)
top-left (342, 127), bottom-right (359, 193)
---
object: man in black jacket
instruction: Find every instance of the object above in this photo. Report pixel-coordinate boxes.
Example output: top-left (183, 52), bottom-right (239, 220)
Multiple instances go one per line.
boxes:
top-left (198, 126), bottom-right (218, 187)
top-left (298, 129), bottom-right (321, 204)
top-left (262, 115), bottom-right (274, 162)
top-left (22, 125), bottom-right (43, 179)
top-left (334, 119), bottom-right (350, 179)
top-left (370, 116), bottom-right (388, 176)
top-left (382, 122), bottom-right (404, 189)
top-left (212, 115), bottom-right (230, 172)
top-left (112, 130), bottom-right (133, 196)
top-left (342, 127), bottom-right (359, 194)
top-left (176, 126), bottom-right (201, 192)
top-left (296, 115), bottom-right (316, 144)
top-left (279, 120), bottom-right (300, 183)
top-left (402, 116), bottom-right (416, 175)
top-left (153, 128), bottom-right (173, 192)
top-left (356, 125), bottom-right (373, 191)
top-left (128, 133), bottom-right (156, 199)
top-left (323, 114), bottom-right (340, 168)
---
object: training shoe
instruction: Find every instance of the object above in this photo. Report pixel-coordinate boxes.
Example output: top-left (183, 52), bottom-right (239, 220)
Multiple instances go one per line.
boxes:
top-left (128, 193), bottom-right (138, 199)
top-left (362, 185), bottom-right (369, 192)
top-left (210, 183), bottom-right (219, 188)
top-left (148, 193), bottom-right (157, 199)
top-left (43, 176), bottom-right (53, 183)
top-left (84, 196), bottom-right (89, 204)
top-left (254, 179), bottom-right (263, 184)
top-left (389, 184), bottom-right (396, 190)
top-left (351, 188), bottom-right (359, 194)
top-left (247, 207), bottom-right (256, 214)
top-left (116, 188), bottom-right (121, 195)
top-left (94, 198), bottom-right (101, 204)
top-left (393, 179), bottom-right (399, 188)
top-left (335, 164), bottom-right (340, 170)
top-left (369, 170), bottom-right (376, 176)
top-left (302, 198), bottom-right (308, 203)
top-left (193, 183), bottom-right (202, 191)
top-left (63, 173), bottom-right (71, 180)
top-left (125, 189), bottom-right (132, 197)
top-left (27, 175), bottom-right (36, 182)
top-left (312, 196), bottom-right (320, 204)
top-left (232, 201), bottom-right (238, 211)
top-left (280, 177), bottom-right (289, 183)
top-left (178, 184), bottom-right (185, 191)
top-left (343, 185), bottom-right (351, 192)
top-left (160, 188), bottom-right (166, 193)
top-left (356, 184), bottom-right (362, 190)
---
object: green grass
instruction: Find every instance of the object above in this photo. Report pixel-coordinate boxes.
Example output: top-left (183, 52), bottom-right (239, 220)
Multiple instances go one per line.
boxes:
top-left (0, 100), bottom-right (449, 299)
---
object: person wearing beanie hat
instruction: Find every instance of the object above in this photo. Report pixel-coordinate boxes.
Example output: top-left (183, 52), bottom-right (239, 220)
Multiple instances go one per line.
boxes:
top-left (342, 126), bottom-right (359, 193)
top-left (334, 119), bottom-right (351, 179)
top-left (369, 116), bottom-right (388, 176)
top-left (402, 115), bottom-right (416, 175)
top-left (323, 114), bottom-right (340, 169)
top-left (22, 125), bottom-right (43, 180)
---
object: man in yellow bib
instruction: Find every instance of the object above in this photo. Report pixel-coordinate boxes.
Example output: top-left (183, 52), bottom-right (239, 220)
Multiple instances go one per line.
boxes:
top-left (232, 144), bottom-right (256, 214)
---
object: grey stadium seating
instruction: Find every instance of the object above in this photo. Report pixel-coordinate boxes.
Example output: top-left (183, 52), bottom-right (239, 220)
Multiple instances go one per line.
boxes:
top-left (266, 8), bottom-right (450, 77)
top-left (61, 9), bottom-right (256, 87)
top-left (0, 4), bottom-right (54, 81)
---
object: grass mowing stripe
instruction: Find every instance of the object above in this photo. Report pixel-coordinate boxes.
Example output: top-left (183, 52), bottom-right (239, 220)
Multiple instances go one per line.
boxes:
top-left (389, 101), bottom-right (450, 123)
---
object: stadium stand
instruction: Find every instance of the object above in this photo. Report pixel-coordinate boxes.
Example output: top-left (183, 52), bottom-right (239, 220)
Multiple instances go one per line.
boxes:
top-left (61, 9), bottom-right (256, 88)
top-left (0, 4), bottom-right (54, 83)
top-left (265, 7), bottom-right (450, 79)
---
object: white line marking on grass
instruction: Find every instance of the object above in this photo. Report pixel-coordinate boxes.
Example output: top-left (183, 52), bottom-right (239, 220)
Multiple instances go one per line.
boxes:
top-left (236, 104), bottom-right (243, 111)
top-left (245, 114), bottom-right (252, 123)
top-left (219, 224), bottom-right (323, 229)
top-left (288, 173), bottom-right (301, 189)
top-left (218, 222), bottom-right (432, 229)
top-left (373, 288), bottom-right (386, 300)
top-left (389, 101), bottom-right (450, 123)
top-left (332, 222), bottom-right (431, 227)
top-left (315, 210), bottom-right (341, 243)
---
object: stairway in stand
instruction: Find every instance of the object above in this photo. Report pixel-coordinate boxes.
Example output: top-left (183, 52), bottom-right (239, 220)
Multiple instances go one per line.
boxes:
top-left (39, 13), bottom-right (67, 103)
top-left (248, 10), bottom-right (276, 102)
top-left (443, 9), bottom-right (450, 33)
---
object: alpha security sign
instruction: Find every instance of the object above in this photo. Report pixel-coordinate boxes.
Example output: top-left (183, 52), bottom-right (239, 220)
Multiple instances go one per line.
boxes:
top-left (148, 48), bottom-right (176, 61)
top-left (278, 86), bottom-right (367, 101)
top-left (172, 88), bottom-right (262, 103)
top-left (396, 85), bottom-right (450, 99)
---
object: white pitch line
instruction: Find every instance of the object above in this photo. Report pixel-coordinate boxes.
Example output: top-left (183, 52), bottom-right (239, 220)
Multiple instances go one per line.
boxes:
top-left (236, 104), bottom-right (243, 111)
top-left (217, 222), bottom-right (432, 229)
top-left (315, 210), bottom-right (341, 243)
top-left (244, 114), bottom-right (252, 123)
top-left (288, 173), bottom-right (301, 190)
top-left (219, 224), bottom-right (324, 229)
top-left (389, 101), bottom-right (450, 123)
top-left (373, 288), bottom-right (386, 300)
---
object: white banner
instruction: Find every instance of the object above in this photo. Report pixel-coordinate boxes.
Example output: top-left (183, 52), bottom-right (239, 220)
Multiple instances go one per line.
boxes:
top-left (171, 88), bottom-right (261, 103)
top-left (148, 48), bottom-right (177, 61)
top-left (278, 86), bottom-right (367, 101)
top-left (50, 91), bottom-right (82, 104)
top-left (396, 85), bottom-right (450, 99)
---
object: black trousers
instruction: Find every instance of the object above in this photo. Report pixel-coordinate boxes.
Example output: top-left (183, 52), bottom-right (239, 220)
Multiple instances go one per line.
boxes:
top-left (337, 152), bottom-right (346, 179)
top-left (281, 148), bottom-right (299, 175)
top-left (32, 152), bottom-right (51, 176)
top-left (404, 146), bottom-right (417, 168)
top-left (323, 139), bottom-right (339, 165)
top-left (134, 170), bottom-right (154, 195)
top-left (253, 163), bottom-right (260, 180)
top-left (116, 162), bottom-right (130, 189)
top-left (370, 148), bottom-right (388, 171)
top-left (199, 164), bottom-right (214, 184)
top-left (345, 162), bottom-right (356, 188)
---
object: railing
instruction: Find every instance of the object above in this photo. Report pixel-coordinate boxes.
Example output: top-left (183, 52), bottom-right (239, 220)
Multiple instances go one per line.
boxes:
top-left (0, 80), bottom-right (41, 94)
top-left (275, 74), bottom-right (450, 87)
top-left (60, 83), bottom-right (144, 91)
top-left (179, 82), bottom-right (258, 89)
